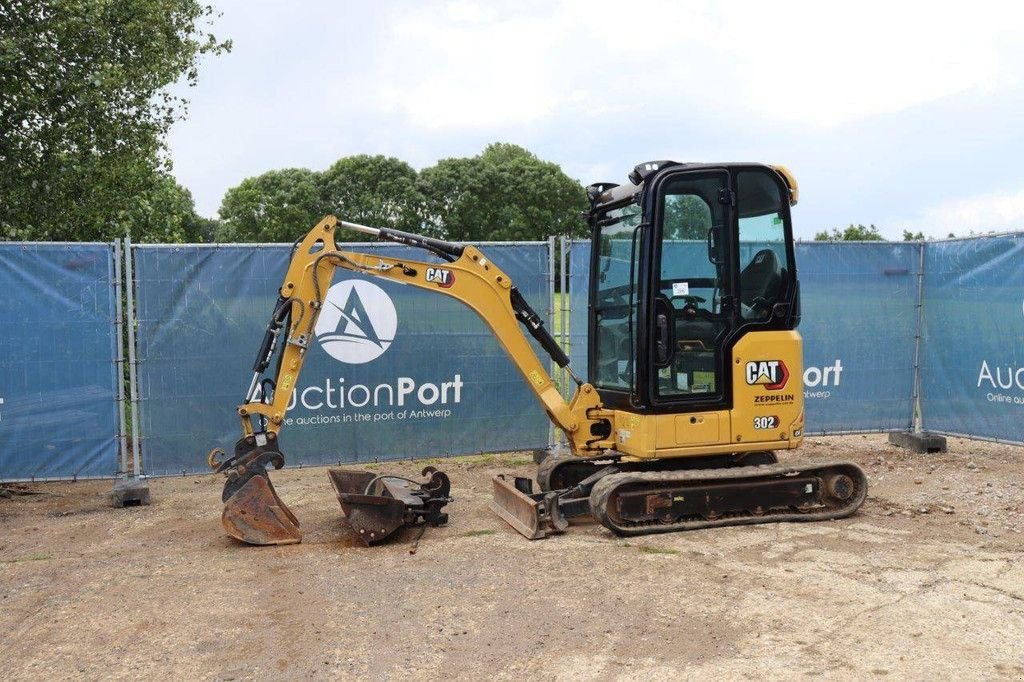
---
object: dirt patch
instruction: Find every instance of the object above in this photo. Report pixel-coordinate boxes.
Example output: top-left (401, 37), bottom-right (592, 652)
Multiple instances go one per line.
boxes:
top-left (1, 435), bottom-right (1023, 679)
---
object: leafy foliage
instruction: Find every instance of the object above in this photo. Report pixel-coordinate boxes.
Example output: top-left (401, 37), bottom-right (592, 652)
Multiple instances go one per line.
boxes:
top-left (814, 224), bottom-right (885, 241)
top-left (0, 0), bottom-right (230, 241)
top-left (217, 168), bottom-right (326, 243)
top-left (122, 173), bottom-right (215, 243)
top-left (418, 143), bottom-right (587, 242)
top-left (217, 144), bottom-right (589, 244)
top-left (321, 155), bottom-right (422, 239)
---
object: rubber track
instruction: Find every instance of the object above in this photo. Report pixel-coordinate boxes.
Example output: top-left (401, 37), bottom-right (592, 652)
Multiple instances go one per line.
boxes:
top-left (537, 452), bottom-right (778, 492)
top-left (589, 460), bottom-right (868, 536)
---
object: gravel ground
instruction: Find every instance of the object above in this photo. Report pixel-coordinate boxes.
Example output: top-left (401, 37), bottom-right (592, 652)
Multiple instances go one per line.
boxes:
top-left (1, 434), bottom-right (1023, 680)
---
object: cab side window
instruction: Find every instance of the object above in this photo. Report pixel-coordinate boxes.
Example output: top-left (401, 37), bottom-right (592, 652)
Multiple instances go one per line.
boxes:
top-left (736, 171), bottom-right (791, 321)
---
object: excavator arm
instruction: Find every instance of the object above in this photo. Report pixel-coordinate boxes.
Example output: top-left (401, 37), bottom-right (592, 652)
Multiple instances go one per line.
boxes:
top-left (209, 216), bottom-right (611, 545)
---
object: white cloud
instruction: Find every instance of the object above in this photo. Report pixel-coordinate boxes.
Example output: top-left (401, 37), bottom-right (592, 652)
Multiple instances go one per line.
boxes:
top-left (167, 0), bottom-right (1024, 221)
top-left (893, 186), bottom-right (1024, 237)
top-left (563, 161), bottom-right (615, 186)
top-left (368, 0), bottom-right (1023, 131)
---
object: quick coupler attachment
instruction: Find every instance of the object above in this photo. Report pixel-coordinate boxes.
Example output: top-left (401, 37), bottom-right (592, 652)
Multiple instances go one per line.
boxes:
top-left (328, 466), bottom-right (453, 546)
top-left (208, 434), bottom-right (302, 546)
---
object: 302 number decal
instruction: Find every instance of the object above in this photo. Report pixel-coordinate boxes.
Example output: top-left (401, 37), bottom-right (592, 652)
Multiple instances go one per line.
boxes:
top-left (753, 415), bottom-right (779, 430)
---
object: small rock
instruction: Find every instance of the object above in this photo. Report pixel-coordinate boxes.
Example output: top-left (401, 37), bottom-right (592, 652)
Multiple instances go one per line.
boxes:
top-left (966, 461), bottom-right (978, 470)
top-left (975, 525), bottom-right (988, 535)
top-left (978, 507), bottom-right (990, 517)
top-left (939, 506), bottom-right (955, 514)
top-left (918, 506), bottom-right (930, 514)
top-left (914, 479), bottom-right (922, 485)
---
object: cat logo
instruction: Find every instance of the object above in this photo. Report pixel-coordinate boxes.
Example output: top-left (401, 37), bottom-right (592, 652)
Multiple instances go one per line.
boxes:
top-left (745, 360), bottom-right (789, 390)
top-left (425, 267), bottom-right (455, 288)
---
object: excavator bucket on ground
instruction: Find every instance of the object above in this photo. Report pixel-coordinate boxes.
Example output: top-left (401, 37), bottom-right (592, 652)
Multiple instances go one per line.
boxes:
top-left (211, 434), bottom-right (453, 546)
top-left (210, 442), bottom-right (302, 546)
top-left (221, 473), bottom-right (302, 545)
top-left (328, 466), bottom-right (453, 546)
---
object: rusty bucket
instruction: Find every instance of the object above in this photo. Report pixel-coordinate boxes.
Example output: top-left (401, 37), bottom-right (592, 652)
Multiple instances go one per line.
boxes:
top-left (221, 473), bottom-right (302, 546)
top-left (328, 467), bottom-right (452, 546)
top-left (211, 443), bottom-right (302, 546)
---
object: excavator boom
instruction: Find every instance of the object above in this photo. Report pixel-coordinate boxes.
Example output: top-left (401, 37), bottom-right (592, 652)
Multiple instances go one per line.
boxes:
top-left (209, 216), bottom-right (607, 545)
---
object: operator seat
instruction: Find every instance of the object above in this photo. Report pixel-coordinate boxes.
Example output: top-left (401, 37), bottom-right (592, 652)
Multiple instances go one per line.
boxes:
top-left (740, 249), bottom-right (782, 319)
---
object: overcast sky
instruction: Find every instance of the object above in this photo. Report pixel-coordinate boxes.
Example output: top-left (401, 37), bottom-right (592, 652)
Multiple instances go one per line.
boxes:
top-left (167, 1), bottom-right (1024, 240)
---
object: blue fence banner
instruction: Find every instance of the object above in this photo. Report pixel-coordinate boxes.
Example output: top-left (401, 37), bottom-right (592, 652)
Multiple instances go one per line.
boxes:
top-left (568, 240), bottom-right (921, 434)
top-left (797, 242), bottom-right (920, 433)
top-left (920, 235), bottom-right (1024, 443)
top-left (133, 242), bottom-right (552, 476)
top-left (0, 243), bottom-right (120, 480)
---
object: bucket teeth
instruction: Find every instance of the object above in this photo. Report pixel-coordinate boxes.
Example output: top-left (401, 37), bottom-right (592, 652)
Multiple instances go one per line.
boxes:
top-left (221, 474), bottom-right (302, 546)
top-left (338, 493), bottom-right (407, 545)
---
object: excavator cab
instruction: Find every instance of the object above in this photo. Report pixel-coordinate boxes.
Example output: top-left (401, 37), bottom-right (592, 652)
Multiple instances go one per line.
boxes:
top-left (499, 162), bottom-right (864, 538)
top-left (588, 162), bottom-right (801, 418)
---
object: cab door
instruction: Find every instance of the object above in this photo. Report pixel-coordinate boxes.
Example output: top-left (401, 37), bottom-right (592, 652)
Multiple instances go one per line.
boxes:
top-left (589, 202), bottom-right (643, 408)
top-left (642, 170), bottom-right (735, 412)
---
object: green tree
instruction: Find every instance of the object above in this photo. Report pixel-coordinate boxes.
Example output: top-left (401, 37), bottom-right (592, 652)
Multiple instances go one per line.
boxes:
top-left (217, 168), bottom-right (326, 242)
top-left (814, 224), bottom-right (885, 241)
top-left (902, 230), bottom-right (925, 241)
top-left (120, 173), bottom-right (213, 243)
top-left (0, 0), bottom-right (229, 241)
top-left (320, 155), bottom-right (422, 239)
top-left (419, 143), bottom-right (588, 242)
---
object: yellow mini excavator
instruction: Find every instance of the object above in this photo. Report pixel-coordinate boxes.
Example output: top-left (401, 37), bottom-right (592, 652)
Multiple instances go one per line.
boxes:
top-left (209, 161), bottom-right (867, 545)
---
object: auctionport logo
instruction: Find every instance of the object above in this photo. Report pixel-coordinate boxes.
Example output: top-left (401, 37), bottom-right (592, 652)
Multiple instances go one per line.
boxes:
top-left (314, 280), bottom-right (397, 364)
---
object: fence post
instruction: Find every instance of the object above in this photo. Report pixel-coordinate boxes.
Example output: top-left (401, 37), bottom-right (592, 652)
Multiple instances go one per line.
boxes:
top-left (911, 241), bottom-right (925, 433)
top-left (888, 240), bottom-right (947, 453)
top-left (112, 236), bottom-right (151, 506)
top-left (112, 240), bottom-right (129, 476)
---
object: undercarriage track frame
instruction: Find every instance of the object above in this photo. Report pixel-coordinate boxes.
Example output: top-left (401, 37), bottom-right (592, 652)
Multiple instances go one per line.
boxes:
top-left (491, 453), bottom-right (867, 539)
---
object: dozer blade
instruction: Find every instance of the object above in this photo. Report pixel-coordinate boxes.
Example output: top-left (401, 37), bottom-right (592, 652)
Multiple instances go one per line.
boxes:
top-left (221, 474), bottom-right (302, 546)
top-left (489, 474), bottom-right (566, 540)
